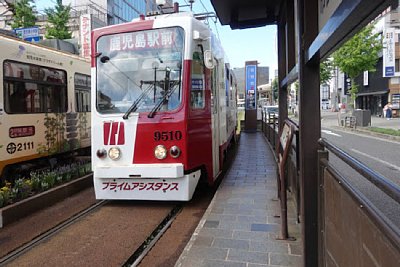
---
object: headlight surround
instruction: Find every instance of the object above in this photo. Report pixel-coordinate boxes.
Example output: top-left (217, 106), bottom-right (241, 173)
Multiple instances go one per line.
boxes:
top-left (96, 148), bottom-right (107, 159)
top-left (169, 145), bottom-right (181, 158)
top-left (108, 147), bottom-right (121, 160)
top-left (154, 145), bottom-right (167, 160)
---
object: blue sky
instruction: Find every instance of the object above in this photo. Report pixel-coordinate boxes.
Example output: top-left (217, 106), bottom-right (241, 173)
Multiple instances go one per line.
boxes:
top-left (35, 0), bottom-right (277, 77)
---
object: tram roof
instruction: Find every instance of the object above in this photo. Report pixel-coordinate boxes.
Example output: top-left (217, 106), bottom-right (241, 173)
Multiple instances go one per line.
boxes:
top-left (210, 0), bottom-right (280, 29)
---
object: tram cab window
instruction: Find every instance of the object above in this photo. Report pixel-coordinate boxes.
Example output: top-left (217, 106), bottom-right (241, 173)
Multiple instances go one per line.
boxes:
top-left (3, 61), bottom-right (67, 114)
top-left (191, 51), bottom-right (205, 109)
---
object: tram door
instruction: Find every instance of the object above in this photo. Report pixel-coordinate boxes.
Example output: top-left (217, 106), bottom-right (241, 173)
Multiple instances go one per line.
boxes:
top-left (211, 60), bottom-right (220, 179)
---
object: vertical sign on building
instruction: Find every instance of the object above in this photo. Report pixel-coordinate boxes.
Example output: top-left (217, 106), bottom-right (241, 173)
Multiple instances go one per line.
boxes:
top-left (80, 14), bottom-right (92, 58)
top-left (383, 28), bottom-right (395, 77)
top-left (245, 64), bottom-right (257, 110)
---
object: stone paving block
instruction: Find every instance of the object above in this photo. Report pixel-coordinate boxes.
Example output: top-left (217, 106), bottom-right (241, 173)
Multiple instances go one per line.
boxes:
top-left (214, 202), bottom-right (241, 209)
top-left (237, 215), bottom-right (268, 223)
top-left (193, 235), bottom-right (214, 247)
top-left (250, 240), bottom-right (289, 254)
top-left (239, 203), bottom-right (269, 210)
top-left (269, 253), bottom-right (303, 267)
top-left (199, 227), bottom-right (233, 239)
top-left (204, 220), bottom-right (220, 228)
top-left (248, 264), bottom-right (269, 267)
top-left (207, 214), bottom-right (237, 222)
top-left (251, 223), bottom-right (280, 232)
top-left (185, 245), bottom-right (228, 262)
top-left (233, 230), bottom-right (271, 242)
top-left (210, 207), bottom-right (224, 214)
top-left (212, 238), bottom-right (250, 250)
top-left (289, 243), bottom-right (303, 255)
top-left (219, 220), bottom-right (251, 231)
top-left (227, 249), bottom-right (270, 265)
top-left (226, 197), bottom-right (254, 204)
top-left (223, 207), bottom-right (254, 216)
top-left (201, 259), bottom-right (247, 267)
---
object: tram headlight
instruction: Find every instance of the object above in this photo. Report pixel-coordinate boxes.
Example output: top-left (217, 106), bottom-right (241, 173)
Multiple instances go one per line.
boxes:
top-left (96, 148), bottom-right (107, 159)
top-left (154, 145), bottom-right (167, 160)
top-left (108, 147), bottom-right (121, 160)
top-left (169, 146), bottom-right (181, 158)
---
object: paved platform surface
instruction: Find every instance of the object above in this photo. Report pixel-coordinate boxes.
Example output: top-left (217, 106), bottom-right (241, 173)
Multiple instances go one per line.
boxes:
top-left (175, 132), bottom-right (302, 267)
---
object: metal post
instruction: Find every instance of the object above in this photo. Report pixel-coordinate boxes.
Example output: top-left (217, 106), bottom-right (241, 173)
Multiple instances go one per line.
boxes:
top-left (297, 0), bottom-right (320, 266)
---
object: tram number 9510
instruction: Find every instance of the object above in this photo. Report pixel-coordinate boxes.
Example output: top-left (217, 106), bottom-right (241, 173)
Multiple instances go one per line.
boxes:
top-left (154, 131), bottom-right (182, 141)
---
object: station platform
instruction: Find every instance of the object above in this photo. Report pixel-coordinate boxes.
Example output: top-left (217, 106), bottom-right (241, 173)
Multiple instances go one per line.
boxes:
top-left (175, 132), bottom-right (303, 267)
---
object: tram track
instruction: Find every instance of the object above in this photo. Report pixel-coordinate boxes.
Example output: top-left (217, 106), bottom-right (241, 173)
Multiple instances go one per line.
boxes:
top-left (0, 200), bottom-right (108, 266)
top-left (123, 205), bottom-right (183, 266)
top-left (1, 199), bottom-right (178, 267)
top-left (0, 140), bottom-right (238, 267)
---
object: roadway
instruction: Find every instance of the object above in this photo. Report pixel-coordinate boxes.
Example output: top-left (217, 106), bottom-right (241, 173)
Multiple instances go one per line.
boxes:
top-left (320, 110), bottom-right (400, 227)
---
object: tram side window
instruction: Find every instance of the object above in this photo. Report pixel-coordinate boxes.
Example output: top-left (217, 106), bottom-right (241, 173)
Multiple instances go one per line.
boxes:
top-left (191, 51), bottom-right (205, 109)
top-left (75, 73), bottom-right (91, 112)
top-left (3, 61), bottom-right (67, 114)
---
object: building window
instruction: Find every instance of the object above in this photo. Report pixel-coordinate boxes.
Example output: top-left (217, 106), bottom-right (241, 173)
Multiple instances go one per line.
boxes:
top-left (322, 85), bottom-right (330, 100)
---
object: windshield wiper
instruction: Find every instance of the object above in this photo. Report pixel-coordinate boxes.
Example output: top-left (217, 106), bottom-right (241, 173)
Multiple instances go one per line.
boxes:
top-left (122, 82), bottom-right (153, 119)
top-left (148, 80), bottom-right (180, 118)
top-left (148, 64), bottom-right (182, 118)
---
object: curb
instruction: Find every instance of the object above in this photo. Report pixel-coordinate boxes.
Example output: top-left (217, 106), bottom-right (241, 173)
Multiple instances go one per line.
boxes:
top-left (0, 174), bottom-right (93, 228)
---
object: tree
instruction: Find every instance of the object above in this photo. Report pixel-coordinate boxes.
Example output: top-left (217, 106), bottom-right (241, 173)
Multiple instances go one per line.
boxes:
top-left (332, 24), bottom-right (382, 102)
top-left (10, 0), bottom-right (36, 29)
top-left (320, 59), bottom-right (333, 85)
top-left (44, 0), bottom-right (72, 39)
top-left (271, 77), bottom-right (279, 102)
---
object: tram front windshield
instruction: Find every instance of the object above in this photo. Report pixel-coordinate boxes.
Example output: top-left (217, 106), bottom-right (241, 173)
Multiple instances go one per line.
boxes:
top-left (96, 27), bottom-right (184, 114)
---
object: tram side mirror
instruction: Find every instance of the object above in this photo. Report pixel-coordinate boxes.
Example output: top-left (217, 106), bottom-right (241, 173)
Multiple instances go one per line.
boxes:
top-left (100, 51), bottom-right (118, 63)
top-left (204, 50), bottom-right (214, 69)
top-left (100, 56), bottom-right (110, 63)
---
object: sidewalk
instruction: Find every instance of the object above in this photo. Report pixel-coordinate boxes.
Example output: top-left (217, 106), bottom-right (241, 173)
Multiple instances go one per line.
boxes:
top-left (320, 110), bottom-right (400, 141)
top-left (321, 109), bottom-right (400, 130)
top-left (175, 132), bottom-right (302, 267)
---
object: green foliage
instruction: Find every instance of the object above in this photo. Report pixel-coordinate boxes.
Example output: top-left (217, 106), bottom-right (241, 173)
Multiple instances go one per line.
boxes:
top-left (332, 24), bottom-right (382, 100)
top-left (271, 77), bottom-right (279, 100)
top-left (320, 59), bottom-right (333, 85)
top-left (368, 127), bottom-right (400, 136)
top-left (44, 0), bottom-right (72, 39)
top-left (37, 113), bottom-right (67, 155)
top-left (10, 0), bottom-right (37, 29)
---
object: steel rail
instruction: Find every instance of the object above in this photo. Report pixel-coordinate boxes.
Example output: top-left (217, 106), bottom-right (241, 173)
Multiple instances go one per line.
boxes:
top-left (123, 205), bottom-right (183, 267)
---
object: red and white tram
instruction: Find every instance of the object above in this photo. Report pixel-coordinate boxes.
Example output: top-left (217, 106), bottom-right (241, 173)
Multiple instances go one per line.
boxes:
top-left (91, 9), bottom-right (238, 201)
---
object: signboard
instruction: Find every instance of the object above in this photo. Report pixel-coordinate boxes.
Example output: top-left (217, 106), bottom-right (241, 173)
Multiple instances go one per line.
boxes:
top-left (318, 0), bottom-right (342, 30)
top-left (392, 94), bottom-right (400, 109)
top-left (363, 71), bottom-right (369, 86)
top-left (80, 14), bottom-right (92, 58)
top-left (344, 74), bottom-right (351, 95)
top-left (383, 28), bottom-right (395, 77)
top-left (245, 65), bottom-right (257, 110)
top-left (14, 27), bottom-right (40, 42)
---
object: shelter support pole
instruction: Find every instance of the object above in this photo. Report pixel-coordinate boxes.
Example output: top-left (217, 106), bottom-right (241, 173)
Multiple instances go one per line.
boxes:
top-left (297, 0), bottom-right (320, 266)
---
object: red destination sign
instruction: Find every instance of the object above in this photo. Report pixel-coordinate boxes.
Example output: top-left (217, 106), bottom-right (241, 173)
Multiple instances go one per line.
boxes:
top-left (9, 126), bottom-right (35, 138)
